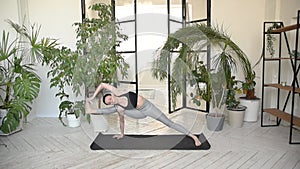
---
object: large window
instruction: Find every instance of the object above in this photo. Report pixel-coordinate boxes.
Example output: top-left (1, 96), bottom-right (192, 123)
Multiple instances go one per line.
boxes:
top-left (82, 0), bottom-right (210, 113)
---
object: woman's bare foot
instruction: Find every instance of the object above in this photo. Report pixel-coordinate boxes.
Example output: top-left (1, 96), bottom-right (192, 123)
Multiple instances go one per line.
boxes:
top-left (189, 134), bottom-right (201, 147)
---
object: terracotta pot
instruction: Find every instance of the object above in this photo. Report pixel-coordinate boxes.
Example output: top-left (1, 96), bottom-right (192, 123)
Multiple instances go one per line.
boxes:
top-left (245, 89), bottom-right (256, 99)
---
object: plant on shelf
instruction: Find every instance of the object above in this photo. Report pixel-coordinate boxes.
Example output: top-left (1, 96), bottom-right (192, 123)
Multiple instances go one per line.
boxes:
top-left (0, 20), bottom-right (54, 134)
top-left (44, 3), bottom-right (129, 126)
top-left (289, 50), bottom-right (300, 58)
top-left (266, 23), bottom-right (281, 58)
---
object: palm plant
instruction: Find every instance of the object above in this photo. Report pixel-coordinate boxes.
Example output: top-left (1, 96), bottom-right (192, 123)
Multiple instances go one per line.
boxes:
top-left (0, 20), bottom-right (54, 133)
top-left (152, 23), bottom-right (252, 111)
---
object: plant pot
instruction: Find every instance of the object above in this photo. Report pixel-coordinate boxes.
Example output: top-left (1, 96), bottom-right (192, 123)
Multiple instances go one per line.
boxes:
top-left (67, 114), bottom-right (81, 128)
top-left (0, 109), bottom-right (23, 135)
top-left (245, 89), bottom-right (256, 99)
top-left (227, 105), bottom-right (246, 128)
top-left (239, 97), bottom-right (260, 122)
top-left (206, 113), bottom-right (225, 131)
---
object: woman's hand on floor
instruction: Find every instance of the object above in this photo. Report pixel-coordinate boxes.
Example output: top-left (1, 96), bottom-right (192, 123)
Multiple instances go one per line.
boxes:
top-left (113, 134), bottom-right (124, 139)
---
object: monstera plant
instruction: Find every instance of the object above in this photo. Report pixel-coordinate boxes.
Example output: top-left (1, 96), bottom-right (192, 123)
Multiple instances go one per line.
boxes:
top-left (0, 20), bottom-right (55, 134)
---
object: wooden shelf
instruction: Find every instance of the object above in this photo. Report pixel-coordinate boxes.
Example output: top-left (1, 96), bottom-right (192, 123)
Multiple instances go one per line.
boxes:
top-left (271, 24), bottom-right (299, 33)
top-left (264, 83), bottom-right (300, 93)
top-left (264, 108), bottom-right (300, 127)
top-left (264, 57), bottom-right (300, 61)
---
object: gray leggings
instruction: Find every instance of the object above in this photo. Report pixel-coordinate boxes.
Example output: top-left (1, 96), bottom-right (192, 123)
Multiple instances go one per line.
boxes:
top-left (96, 99), bottom-right (190, 135)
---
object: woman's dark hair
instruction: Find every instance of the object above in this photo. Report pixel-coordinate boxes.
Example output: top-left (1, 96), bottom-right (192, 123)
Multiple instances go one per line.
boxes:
top-left (102, 93), bottom-right (112, 105)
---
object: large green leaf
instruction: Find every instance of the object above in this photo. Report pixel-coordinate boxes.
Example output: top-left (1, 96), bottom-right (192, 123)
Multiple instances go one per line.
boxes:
top-left (14, 71), bottom-right (41, 101)
top-left (0, 98), bottom-right (30, 134)
top-left (0, 30), bottom-right (17, 62)
top-left (0, 110), bottom-right (20, 134)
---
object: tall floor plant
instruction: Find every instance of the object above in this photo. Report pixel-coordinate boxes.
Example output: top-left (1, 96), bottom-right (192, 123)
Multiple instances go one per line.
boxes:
top-left (0, 20), bottom-right (56, 133)
top-left (152, 23), bottom-right (252, 111)
top-left (44, 3), bottom-right (129, 125)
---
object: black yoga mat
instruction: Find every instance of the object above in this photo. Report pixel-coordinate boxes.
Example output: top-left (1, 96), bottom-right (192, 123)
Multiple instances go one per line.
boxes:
top-left (90, 133), bottom-right (211, 150)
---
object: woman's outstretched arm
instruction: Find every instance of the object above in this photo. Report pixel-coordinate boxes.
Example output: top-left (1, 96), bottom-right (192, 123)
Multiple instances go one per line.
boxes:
top-left (85, 100), bottom-right (118, 115)
top-left (88, 83), bottom-right (121, 101)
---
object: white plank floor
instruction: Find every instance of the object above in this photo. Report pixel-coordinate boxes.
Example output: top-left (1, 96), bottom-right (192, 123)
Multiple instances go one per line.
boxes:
top-left (0, 110), bottom-right (300, 169)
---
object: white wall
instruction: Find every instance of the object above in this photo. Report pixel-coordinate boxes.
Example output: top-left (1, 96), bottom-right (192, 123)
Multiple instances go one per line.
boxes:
top-left (212, 0), bottom-right (266, 98)
top-left (1, 0), bottom-right (299, 117)
top-left (0, 0), bottom-right (19, 35)
top-left (212, 0), bottom-right (299, 109)
top-left (28, 0), bottom-right (82, 117)
top-left (0, 0), bottom-right (82, 118)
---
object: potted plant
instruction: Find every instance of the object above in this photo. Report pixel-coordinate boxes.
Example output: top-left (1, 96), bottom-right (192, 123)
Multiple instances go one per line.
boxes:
top-left (0, 20), bottom-right (53, 134)
top-left (190, 61), bottom-right (228, 131)
top-left (45, 3), bottom-right (129, 129)
top-left (241, 70), bottom-right (257, 99)
top-left (44, 46), bottom-right (85, 127)
top-left (152, 23), bottom-right (252, 108)
top-left (240, 69), bottom-right (261, 122)
top-left (225, 76), bottom-right (246, 128)
top-left (59, 100), bottom-right (85, 127)
top-left (266, 22), bottom-right (281, 58)
top-left (152, 23), bottom-right (252, 131)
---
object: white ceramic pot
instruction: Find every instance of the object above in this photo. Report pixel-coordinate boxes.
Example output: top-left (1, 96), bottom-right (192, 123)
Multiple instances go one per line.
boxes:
top-left (67, 114), bottom-right (81, 128)
top-left (227, 106), bottom-right (246, 128)
top-left (239, 97), bottom-right (260, 122)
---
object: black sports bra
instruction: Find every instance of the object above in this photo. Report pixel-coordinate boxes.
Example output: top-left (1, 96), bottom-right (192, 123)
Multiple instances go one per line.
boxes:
top-left (117, 92), bottom-right (137, 110)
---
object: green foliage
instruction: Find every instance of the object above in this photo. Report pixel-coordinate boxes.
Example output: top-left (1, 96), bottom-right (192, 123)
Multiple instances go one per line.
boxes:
top-left (0, 20), bottom-right (53, 133)
top-left (242, 70), bottom-right (256, 91)
top-left (45, 3), bottom-right (129, 125)
top-left (190, 61), bottom-right (211, 105)
top-left (58, 100), bottom-right (85, 126)
top-left (266, 23), bottom-right (281, 58)
top-left (72, 3), bottom-right (129, 95)
top-left (152, 23), bottom-right (252, 110)
top-left (226, 76), bottom-right (242, 109)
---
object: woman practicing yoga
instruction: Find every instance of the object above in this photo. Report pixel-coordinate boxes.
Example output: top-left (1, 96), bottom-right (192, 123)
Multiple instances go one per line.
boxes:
top-left (85, 83), bottom-right (201, 147)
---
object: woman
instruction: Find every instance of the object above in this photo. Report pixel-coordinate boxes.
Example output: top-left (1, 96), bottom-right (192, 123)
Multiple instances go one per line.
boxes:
top-left (86, 83), bottom-right (201, 147)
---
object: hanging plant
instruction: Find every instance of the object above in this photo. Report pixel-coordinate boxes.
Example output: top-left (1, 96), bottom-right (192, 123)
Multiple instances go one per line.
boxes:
top-left (266, 23), bottom-right (281, 58)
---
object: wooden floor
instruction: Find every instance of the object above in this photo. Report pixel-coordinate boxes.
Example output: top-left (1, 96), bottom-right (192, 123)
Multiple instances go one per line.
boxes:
top-left (0, 110), bottom-right (300, 169)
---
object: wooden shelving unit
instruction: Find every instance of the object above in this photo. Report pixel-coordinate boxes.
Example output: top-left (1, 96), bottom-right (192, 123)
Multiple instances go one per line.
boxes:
top-left (263, 108), bottom-right (300, 127)
top-left (261, 10), bottom-right (300, 144)
top-left (264, 57), bottom-right (300, 61)
top-left (264, 83), bottom-right (300, 93)
top-left (271, 24), bottom-right (299, 33)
